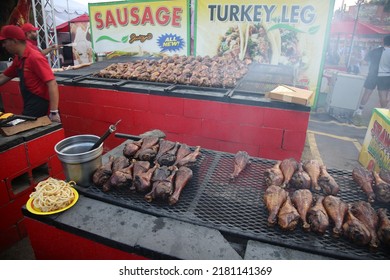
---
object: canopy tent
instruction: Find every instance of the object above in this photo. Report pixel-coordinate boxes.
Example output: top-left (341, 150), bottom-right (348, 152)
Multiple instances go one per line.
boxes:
top-left (56, 13), bottom-right (89, 32)
top-left (330, 20), bottom-right (389, 36)
top-left (47, 0), bottom-right (88, 27)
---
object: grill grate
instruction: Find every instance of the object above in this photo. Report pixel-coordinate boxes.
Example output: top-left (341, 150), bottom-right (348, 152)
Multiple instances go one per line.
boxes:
top-left (77, 149), bottom-right (390, 260)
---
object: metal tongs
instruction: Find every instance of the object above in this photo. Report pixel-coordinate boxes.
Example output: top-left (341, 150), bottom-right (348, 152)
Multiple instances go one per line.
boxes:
top-left (90, 119), bottom-right (121, 151)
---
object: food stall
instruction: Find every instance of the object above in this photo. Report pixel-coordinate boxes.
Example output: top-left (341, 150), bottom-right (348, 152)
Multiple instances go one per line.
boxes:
top-left (4, 0), bottom-right (372, 259)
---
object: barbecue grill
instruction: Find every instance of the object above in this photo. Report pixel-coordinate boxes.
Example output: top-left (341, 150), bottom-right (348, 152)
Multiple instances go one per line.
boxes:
top-left (55, 56), bottom-right (296, 102)
top-left (76, 144), bottom-right (390, 260)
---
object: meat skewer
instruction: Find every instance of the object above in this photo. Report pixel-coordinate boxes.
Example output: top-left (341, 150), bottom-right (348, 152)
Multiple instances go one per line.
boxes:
top-left (230, 151), bottom-right (250, 180)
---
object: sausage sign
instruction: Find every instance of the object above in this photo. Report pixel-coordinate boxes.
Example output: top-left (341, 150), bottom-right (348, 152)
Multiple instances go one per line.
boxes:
top-left (89, 0), bottom-right (190, 56)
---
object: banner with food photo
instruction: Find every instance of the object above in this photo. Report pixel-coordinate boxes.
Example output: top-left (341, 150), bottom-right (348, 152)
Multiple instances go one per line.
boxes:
top-left (194, 0), bottom-right (335, 105)
top-left (89, 0), bottom-right (190, 58)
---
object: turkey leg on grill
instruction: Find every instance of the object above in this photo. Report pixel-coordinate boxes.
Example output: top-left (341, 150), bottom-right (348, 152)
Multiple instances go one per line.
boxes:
top-left (123, 139), bottom-right (142, 158)
top-left (343, 208), bottom-right (372, 246)
top-left (377, 208), bottom-right (390, 247)
top-left (134, 137), bottom-right (160, 161)
top-left (278, 196), bottom-right (300, 231)
top-left (290, 162), bottom-right (311, 190)
top-left (352, 166), bottom-right (375, 203)
top-left (323, 195), bottom-right (348, 237)
top-left (291, 189), bottom-right (313, 231)
top-left (174, 146), bottom-right (201, 167)
top-left (109, 163), bottom-right (134, 188)
top-left (169, 166), bottom-right (193, 205)
top-left (307, 195), bottom-right (329, 234)
top-left (158, 142), bottom-right (180, 166)
top-left (264, 161), bottom-right (284, 187)
top-left (130, 161), bottom-right (150, 191)
top-left (279, 158), bottom-right (299, 188)
top-left (133, 164), bottom-right (158, 193)
top-left (145, 165), bottom-right (178, 202)
top-left (350, 201), bottom-right (379, 249)
top-left (230, 151), bottom-right (250, 180)
top-left (318, 165), bottom-right (340, 195)
top-left (263, 185), bottom-right (288, 226)
top-left (93, 155), bottom-right (114, 187)
top-left (373, 171), bottom-right (390, 203)
top-left (303, 160), bottom-right (321, 191)
top-left (174, 144), bottom-right (192, 164)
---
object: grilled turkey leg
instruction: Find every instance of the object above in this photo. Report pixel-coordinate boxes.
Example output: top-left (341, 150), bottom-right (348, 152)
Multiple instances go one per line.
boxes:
top-left (230, 151), bottom-right (250, 180)
top-left (303, 159), bottom-right (321, 191)
top-left (307, 195), bottom-right (329, 234)
top-left (323, 195), bottom-right (348, 237)
top-left (290, 162), bottom-right (311, 190)
top-left (263, 185), bottom-right (288, 226)
top-left (377, 208), bottom-right (390, 247)
top-left (352, 166), bottom-right (375, 203)
top-left (169, 166), bottom-right (193, 205)
top-left (350, 201), bottom-right (379, 249)
top-left (291, 189), bottom-right (313, 231)
top-left (278, 196), bottom-right (300, 231)
top-left (343, 208), bottom-right (372, 246)
top-left (279, 158), bottom-right (299, 188)
top-left (318, 165), bottom-right (340, 195)
top-left (264, 161), bottom-right (284, 187)
top-left (373, 171), bottom-right (390, 203)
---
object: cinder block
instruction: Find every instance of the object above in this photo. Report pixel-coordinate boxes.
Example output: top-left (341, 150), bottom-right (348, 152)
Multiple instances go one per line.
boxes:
top-left (0, 225), bottom-right (20, 252)
top-left (149, 95), bottom-right (184, 116)
top-left (221, 103), bottom-right (264, 126)
top-left (26, 129), bottom-right (65, 167)
top-left (5, 168), bottom-right (32, 200)
top-left (282, 130), bottom-right (307, 153)
top-left (0, 144), bottom-right (28, 180)
top-left (0, 191), bottom-right (30, 231)
top-left (0, 180), bottom-right (10, 206)
top-left (183, 99), bottom-right (223, 120)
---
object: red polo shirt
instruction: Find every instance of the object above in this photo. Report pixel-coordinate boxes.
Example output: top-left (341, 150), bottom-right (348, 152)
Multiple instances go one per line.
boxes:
top-left (3, 45), bottom-right (54, 101)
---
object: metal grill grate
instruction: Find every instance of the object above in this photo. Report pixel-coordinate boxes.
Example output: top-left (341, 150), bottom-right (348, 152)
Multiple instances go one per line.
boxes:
top-left (77, 149), bottom-right (390, 260)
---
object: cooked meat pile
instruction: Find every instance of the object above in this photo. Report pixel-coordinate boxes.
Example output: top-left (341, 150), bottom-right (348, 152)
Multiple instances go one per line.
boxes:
top-left (92, 137), bottom-right (201, 205)
top-left (263, 158), bottom-right (390, 249)
top-left (94, 53), bottom-right (249, 88)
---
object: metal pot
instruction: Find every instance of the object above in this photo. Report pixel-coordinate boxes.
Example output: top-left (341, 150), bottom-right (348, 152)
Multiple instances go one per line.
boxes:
top-left (55, 135), bottom-right (103, 186)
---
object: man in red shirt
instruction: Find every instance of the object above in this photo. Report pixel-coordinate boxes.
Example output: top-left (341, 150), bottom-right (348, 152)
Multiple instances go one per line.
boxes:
top-left (21, 23), bottom-right (60, 56)
top-left (0, 25), bottom-right (60, 122)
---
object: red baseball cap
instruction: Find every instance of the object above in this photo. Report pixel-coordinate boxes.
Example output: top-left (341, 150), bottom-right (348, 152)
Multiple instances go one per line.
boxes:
top-left (0, 25), bottom-right (26, 41)
top-left (21, 23), bottom-right (39, 32)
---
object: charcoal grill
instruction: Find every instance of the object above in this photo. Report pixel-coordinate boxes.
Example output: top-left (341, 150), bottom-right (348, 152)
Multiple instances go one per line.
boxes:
top-left (55, 56), bottom-right (295, 99)
top-left (76, 147), bottom-right (390, 260)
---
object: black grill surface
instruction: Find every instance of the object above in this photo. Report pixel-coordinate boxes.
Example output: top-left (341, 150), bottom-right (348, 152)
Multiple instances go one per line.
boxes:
top-left (76, 149), bottom-right (390, 260)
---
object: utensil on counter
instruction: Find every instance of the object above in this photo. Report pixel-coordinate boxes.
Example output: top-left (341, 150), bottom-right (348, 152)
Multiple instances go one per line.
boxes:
top-left (0, 114), bottom-right (37, 127)
top-left (89, 119), bottom-right (121, 151)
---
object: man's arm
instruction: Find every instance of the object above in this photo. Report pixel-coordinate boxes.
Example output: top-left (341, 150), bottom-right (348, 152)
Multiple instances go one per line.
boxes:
top-left (46, 79), bottom-right (59, 111)
top-left (0, 73), bottom-right (12, 86)
top-left (41, 45), bottom-right (60, 56)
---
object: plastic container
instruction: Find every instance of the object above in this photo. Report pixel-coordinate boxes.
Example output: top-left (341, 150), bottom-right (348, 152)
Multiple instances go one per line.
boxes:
top-left (55, 135), bottom-right (103, 186)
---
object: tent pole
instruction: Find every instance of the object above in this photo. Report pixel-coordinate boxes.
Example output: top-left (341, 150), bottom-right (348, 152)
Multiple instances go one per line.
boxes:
top-left (347, 0), bottom-right (364, 70)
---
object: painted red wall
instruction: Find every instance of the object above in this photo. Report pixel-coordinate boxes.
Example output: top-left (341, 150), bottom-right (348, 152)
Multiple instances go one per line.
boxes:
top-left (1, 80), bottom-right (309, 160)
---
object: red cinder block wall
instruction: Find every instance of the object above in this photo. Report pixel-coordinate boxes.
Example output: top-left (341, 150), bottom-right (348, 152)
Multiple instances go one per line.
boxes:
top-left (0, 115), bottom-right (65, 251)
top-left (1, 80), bottom-right (309, 160)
